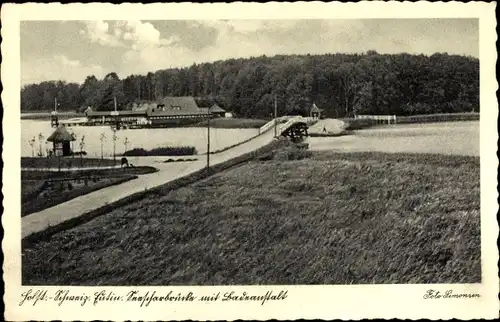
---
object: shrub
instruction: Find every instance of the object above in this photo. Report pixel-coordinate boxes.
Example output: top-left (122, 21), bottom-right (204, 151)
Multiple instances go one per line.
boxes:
top-left (273, 145), bottom-right (312, 161)
top-left (344, 118), bottom-right (378, 130)
top-left (123, 146), bottom-right (197, 156)
top-left (123, 148), bottom-right (148, 156)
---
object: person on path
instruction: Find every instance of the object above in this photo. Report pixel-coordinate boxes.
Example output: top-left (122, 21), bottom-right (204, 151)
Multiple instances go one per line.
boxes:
top-left (323, 126), bottom-right (327, 133)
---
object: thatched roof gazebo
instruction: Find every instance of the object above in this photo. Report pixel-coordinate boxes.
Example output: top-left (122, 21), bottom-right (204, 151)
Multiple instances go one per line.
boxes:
top-left (47, 125), bottom-right (76, 156)
top-left (310, 103), bottom-right (322, 119)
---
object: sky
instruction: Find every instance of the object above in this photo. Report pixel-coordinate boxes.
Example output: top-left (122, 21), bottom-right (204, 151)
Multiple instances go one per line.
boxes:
top-left (20, 19), bottom-right (479, 85)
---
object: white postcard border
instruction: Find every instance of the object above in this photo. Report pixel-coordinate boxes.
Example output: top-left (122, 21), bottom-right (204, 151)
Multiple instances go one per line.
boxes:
top-left (2, 2), bottom-right (498, 320)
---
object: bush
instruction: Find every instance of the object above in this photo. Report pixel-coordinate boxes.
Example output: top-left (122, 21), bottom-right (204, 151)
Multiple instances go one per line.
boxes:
top-left (344, 118), bottom-right (378, 130)
top-left (273, 145), bottom-right (312, 161)
top-left (123, 146), bottom-right (197, 156)
top-left (123, 148), bottom-right (148, 156)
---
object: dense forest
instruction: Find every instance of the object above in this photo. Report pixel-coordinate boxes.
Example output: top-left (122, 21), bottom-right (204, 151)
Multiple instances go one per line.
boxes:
top-left (21, 51), bottom-right (479, 118)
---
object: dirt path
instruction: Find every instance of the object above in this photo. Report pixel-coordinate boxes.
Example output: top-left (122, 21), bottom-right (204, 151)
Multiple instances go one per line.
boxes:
top-left (308, 118), bottom-right (346, 134)
top-left (22, 130), bottom-right (275, 239)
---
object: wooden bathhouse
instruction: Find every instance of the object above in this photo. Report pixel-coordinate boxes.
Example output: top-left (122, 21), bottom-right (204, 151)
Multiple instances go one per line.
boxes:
top-left (84, 97), bottom-right (214, 128)
top-left (47, 125), bottom-right (76, 156)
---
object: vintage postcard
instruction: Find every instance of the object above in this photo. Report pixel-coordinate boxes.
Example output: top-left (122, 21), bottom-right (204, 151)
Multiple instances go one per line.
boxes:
top-left (2, 2), bottom-right (499, 320)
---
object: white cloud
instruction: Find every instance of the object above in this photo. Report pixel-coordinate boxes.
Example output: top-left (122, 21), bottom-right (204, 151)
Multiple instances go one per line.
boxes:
top-left (119, 25), bottom-right (279, 75)
top-left (80, 20), bottom-right (123, 47)
top-left (81, 20), bottom-right (176, 51)
top-left (55, 55), bottom-right (81, 67)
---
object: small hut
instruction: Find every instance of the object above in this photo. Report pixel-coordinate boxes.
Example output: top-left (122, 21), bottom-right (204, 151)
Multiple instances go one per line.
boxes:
top-left (47, 125), bottom-right (76, 156)
top-left (310, 103), bottom-right (322, 119)
top-left (209, 104), bottom-right (226, 118)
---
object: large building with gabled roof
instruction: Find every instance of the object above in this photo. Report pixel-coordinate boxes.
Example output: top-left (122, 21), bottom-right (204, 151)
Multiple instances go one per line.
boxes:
top-left (84, 96), bottom-right (225, 128)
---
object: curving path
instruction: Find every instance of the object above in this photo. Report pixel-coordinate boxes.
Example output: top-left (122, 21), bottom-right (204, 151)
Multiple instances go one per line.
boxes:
top-left (22, 129), bottom-right (277, 239)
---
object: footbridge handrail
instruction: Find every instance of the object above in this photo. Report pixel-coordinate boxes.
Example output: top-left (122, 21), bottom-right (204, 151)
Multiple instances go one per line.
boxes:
top-left (259, 115), bottom-right (312, 135)
top-left (259, 119), bottom-right (277, 134)
top-left (278, 116), bottom-right (307, 136)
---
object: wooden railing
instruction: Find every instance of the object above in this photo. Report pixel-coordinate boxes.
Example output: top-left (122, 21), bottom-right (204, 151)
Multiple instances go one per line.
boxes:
top-left (355, 114), bottom-right (397, 124)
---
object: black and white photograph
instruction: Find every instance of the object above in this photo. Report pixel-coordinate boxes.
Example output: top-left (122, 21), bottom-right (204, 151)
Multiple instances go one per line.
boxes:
top-left (3, 2), bottom-right (498, 321)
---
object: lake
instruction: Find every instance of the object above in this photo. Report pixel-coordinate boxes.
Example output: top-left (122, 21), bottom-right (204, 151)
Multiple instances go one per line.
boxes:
top-left (307, 121), bottom-right (479, 156)
top-left (21, 120), bottom-right (259, 158)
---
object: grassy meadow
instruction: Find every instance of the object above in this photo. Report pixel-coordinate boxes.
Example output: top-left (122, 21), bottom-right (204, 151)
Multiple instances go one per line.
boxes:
top-left (21, 166), bottom-right (157, 216)
top-left (22, 149), bottom-right (480, 285)
top-left (193, 118), bottom-right (268, 129)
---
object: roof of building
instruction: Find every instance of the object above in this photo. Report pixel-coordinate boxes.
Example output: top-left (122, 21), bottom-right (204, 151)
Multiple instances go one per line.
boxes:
top-left (156, 96), bottom-right (201, 113)
top-left (209, 104), bottom-right (226, 113)
top-left (148, 109), bottom-right (209, 117)
top-left (85, 97), bottom-right (213, 118)
top-left (47, 126), bottom-right (76, 142)
top-left (86, 109), bottom-right (147, 116)
top-left (310, 103), bottom-right (322, 113)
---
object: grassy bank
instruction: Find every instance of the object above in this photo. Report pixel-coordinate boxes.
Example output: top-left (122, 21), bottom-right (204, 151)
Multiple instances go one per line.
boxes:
top-left (193, 118), bottom-right (268, 129)
top-left (21, 166), bottom-right (157, 180)
top-left (397, 112), bottom-right (479, 124)
top-left (21, 111), bottom-right (82, 120)
top-left (21, 166), bottom-right (157, 216)
top-left (309, 131), bottom-right (351, 137)
top-left (22, 176), bottom-right (136, 217)
top-left (344, 112), bottom-right (479, 130)
top-left (22, 157), bottom-right (120, 169)
top-left (22, 149), bottom-right (479, 285)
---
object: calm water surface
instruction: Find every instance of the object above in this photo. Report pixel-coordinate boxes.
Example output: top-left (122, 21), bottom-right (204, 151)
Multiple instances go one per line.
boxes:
top-left (308, 121), bottom-right (479, 156)
top-left (21, 120), bottom-right (259, 157)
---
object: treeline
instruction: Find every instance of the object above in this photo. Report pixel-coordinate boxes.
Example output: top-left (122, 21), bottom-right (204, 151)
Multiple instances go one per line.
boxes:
top-left (21, 51), bottom-right (479, 118)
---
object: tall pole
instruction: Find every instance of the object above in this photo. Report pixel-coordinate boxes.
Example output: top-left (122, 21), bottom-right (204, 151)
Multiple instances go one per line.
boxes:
top-left (80, 136), bottom-right (85, 168)
top-left (207, 106), bottom-right (210, 168)
top-left (114, 96), bottom-right (117, 112)
top-left (112, 129), bottom-right (117, 162)
top-left (54, 97), bottom-right (57, 112)
top-left (100, 133), bottom-right (106, 160)
top-left (274, 95), bottom-right (278, 137)
top-left (38, 133), bottom-right (44, 157)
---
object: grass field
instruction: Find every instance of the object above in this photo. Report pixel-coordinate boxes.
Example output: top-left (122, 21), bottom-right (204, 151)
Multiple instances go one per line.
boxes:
top-left (193, 118), bottom-right (268, 128)
top-left (22, 157), bottom-right (120, 169)
top-left (22, 148), bottom-right (480, 285)
top-left (343, 112), bottom-right (480, 131)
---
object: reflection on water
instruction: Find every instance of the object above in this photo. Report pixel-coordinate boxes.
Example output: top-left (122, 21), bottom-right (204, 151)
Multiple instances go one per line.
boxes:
top-left (308, 121), bottom-right (479, 156)
top-left (21, 120), bottom-right (259, 158)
